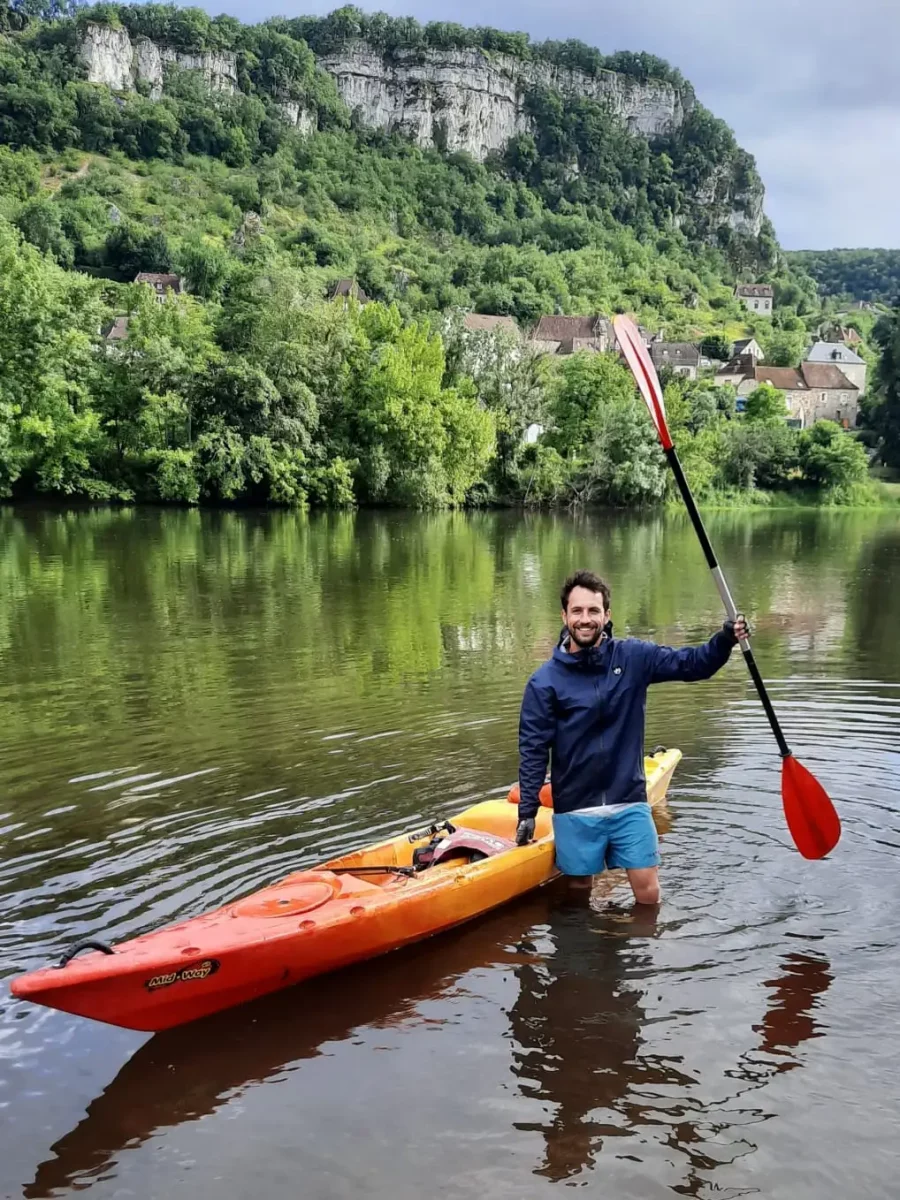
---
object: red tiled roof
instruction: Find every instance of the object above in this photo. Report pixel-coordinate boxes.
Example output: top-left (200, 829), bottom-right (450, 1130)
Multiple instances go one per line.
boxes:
top-left (102, 316), bottom-right (129, 341)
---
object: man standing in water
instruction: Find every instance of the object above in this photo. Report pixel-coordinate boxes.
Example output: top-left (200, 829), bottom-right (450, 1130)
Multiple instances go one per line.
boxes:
top-left (516, 570), bottom-right (748, 905)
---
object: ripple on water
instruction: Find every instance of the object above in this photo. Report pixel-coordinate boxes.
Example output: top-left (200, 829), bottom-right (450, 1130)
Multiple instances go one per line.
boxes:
top-left (3, 510), bottom-right (900, 1200)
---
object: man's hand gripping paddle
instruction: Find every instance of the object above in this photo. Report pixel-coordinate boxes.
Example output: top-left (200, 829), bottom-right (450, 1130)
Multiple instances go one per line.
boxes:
top-left (613, 315), bottom-right (841, 860)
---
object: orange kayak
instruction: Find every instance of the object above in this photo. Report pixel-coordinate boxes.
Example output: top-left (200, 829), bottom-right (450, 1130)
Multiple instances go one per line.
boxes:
top-left (10, 749), bottom-right (681, 1032)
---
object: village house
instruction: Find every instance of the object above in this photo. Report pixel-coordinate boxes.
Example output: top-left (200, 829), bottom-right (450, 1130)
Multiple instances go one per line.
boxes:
top-left (327, 278), bottom-right (368, 305)
top-left (649, 341), bottom-right (701, 380)
top-left (822, 324), bottom-right (862, 347)
top-left (720, 363), bottom-right (860, 429)
top-left (134, 272), bottom-right (184, 303)
top-left (455, 313), bottom-right (524, 372)
top-left (797, 363), bottom-right (861, 427)
top-left (530, 315), bottom-right (613, 356)
top-left (735, 283), bottom-right (774, 316)
top-left (715, 354), bottom-right (758, 389)
top-left (804, 342), bottom-right (867, 394)
top-left (741, 367), bottom-right (806, 420)
top-left (732, 337), bottom-right (764, 363)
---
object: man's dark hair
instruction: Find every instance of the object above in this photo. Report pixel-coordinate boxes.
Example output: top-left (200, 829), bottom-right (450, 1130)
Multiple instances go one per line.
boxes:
top-left (560, 571), bottom-right (611, 612)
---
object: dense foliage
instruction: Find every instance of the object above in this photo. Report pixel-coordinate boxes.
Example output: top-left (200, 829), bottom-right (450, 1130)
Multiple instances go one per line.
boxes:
top-left (788, 249), bottom-right (900, 306)
top-left (862, 309), bottom-right (900, 469)
top-left (0, 4), bottom-right (879, 509)
top-left (270, 7), bottom-right (693, 96)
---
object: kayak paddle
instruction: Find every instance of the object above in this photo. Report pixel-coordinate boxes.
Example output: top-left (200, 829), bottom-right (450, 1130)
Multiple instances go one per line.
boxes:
top-left (612, 314), bottom-right (841, 860)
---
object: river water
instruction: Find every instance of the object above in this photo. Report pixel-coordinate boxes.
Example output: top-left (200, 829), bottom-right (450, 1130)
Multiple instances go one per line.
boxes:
top-left (1, 505), bottom-right (899, 1199)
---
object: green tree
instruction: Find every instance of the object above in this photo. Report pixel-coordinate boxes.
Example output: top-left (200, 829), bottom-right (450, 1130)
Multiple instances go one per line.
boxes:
top-left (763, 327), bottom-right (806, 367)
top-left (721, 421), bottom-right (797, 491)
top-left (701, 333), bottom-right (731, 361)
top-left (868, 309), bottom-right (900, 468)
top-left (15, 196), bottom-right (74, 266)
top-left (798, 420), bottom-right (869, 491)
top-left (548, 353), bottom-right (637, 457)
top-left (744, 383), bottom-right (787, 423)
top-left (0, 217), bottom-right (110, 497)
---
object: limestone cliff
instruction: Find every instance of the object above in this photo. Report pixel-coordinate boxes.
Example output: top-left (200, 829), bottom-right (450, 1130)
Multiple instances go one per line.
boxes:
top-left (78, 22), bottom-right (237, 100)
top-left (76, 24), bottom-right (763, 237)
top-left (78, 24), bottom-right (684, 156)
top-left (317, 42), bottom-right (685, 160)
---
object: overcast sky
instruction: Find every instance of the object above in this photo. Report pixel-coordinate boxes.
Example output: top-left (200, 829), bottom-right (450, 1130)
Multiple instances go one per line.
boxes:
top-left (213, 0), bottom-right (898, 250)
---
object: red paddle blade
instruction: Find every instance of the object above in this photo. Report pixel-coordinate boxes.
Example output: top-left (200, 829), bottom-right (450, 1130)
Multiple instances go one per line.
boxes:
top-left (613, 315), bottom-right (673, 450)
top-left (781, 755), bottom-right (841, 859)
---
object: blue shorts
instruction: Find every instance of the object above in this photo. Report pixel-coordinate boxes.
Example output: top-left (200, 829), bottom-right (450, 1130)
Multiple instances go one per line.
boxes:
top-left (552, 803), bottom-right (660, 876)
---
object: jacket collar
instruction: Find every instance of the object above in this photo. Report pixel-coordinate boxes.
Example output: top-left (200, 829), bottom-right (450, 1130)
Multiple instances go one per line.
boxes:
top-left (552, 623), bottom-right (614, 669)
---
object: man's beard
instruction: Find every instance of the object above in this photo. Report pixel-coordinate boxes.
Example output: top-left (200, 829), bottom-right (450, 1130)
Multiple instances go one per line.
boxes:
top-left (568, 621), bottom-right (603, 649)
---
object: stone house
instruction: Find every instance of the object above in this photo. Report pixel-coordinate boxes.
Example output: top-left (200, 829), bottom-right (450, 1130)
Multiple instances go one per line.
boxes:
top-left (649, 342), bottom-right (701, 380)
top-left (134, 272), bottom-right (184, 303)
top-left (804, 342), bottom-right (867, 394)
top-left (797, 363), bottom-right (860, 427)
top-left (737, 367), bottom-right (805, 419)
top-left (530, 315), bottom-right (613, 356)
top-left (716, 354), bottom-right (759, 389)
top-left (735, 283), bottom-right (773, 316)
top-left (455, 313), bottom-right (523, 371)
top-left (727, 364), bottom-right (859, 429)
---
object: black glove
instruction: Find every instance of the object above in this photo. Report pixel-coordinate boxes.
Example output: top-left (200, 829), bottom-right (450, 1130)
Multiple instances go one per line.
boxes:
top-left (515, 818), bottom-right (536, 846)
top-left (723, 614), bottom-right (751, 644)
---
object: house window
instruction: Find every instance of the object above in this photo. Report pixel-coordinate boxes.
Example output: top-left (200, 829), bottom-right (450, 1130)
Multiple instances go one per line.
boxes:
top-left (753, 300), bottom-right (759, 310)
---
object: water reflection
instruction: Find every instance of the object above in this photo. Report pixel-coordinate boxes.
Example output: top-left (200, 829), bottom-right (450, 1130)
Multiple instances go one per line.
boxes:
top-left (753, 952), bottom-right (833, 1070)
top-left (509, 899), bottom-right (669, 1182)
top-left (24, 896), bottom-right (553, 1199)
top-left (509, 902), bottom-right (833, 1189)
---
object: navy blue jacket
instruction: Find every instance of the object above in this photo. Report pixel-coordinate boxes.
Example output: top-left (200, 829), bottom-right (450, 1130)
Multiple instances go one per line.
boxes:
top-left (517, 628), bottom-right (736, 820)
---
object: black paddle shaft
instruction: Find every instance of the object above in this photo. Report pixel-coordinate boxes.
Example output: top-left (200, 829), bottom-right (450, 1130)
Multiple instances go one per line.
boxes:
top-left (664, 447), bottom-right (792, 759)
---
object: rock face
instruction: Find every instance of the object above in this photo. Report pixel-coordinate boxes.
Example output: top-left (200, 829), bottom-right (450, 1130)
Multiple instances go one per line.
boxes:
top-left (78, 26), bottom-right (682, 156)
top-left (277, 100), bottom-right (316, 136)
top-left (728, 191), bottom-right (765, 238)
top-left (76, 25), bottom-right (764, 235)
top-left (318, 43), bottom-right (685, 160)
top-left (79, 22), bottom-right (236, 100)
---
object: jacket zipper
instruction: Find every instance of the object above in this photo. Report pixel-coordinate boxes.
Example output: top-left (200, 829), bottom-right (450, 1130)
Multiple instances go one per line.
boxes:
top-left (596, 671), bottom-right (606, 806)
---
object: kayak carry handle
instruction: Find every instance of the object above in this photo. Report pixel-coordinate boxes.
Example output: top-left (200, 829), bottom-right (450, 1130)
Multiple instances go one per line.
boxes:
top-left (56, 939), bottom-right (116, 969)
